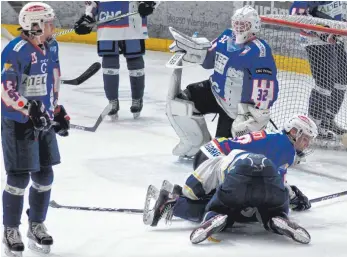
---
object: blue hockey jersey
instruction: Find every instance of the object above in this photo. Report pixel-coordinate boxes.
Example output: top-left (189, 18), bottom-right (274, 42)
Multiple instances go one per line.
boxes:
top-left (200, 130), bottom-right (296, 172)
top-left (202, 29), bottom-right (279, 119)
top-left (1, 36), bottom-right (60, 123)
top-left (290, 1), bottom-right (344, 21)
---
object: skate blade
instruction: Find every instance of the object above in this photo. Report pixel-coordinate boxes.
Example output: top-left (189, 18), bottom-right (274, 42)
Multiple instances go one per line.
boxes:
top-left (133, 112), bottom-right (141, 119)
top-left (272, 217), bottom-right (311, 244)
top-left (108, 113), bottom-right (119, 121)
top-left (161, 180), bottom-right (174, 193)
top-left (3, 244), bottom-right (23, 257)
top-left (143, 185), bottom-right (160, 225)
top-left (190, 215), bottom-right (227, 244)
top-left (28, 239), bottom-right (51, 254)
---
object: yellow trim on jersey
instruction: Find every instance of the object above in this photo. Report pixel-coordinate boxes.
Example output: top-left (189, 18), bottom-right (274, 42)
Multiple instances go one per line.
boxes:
top-left (183, 185), bottom-right (199, 200)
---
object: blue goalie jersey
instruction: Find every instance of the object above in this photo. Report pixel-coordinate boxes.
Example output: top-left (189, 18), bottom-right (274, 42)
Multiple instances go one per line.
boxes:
top-left (202, 29), bottom-right (279, 119)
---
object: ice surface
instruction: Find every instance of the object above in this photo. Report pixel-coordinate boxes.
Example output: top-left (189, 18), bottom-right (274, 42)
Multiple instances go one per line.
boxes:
top-left (1, 39), bottom-right (346, 257)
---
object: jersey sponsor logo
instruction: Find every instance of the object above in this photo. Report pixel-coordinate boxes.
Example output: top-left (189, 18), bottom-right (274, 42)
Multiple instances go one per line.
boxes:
top-left (317, 1), bottom-right (342, 18)
top-left (253, 39), bottom-right (266, 57)
top-left (203, 142), bottom-right (222, 158)
top-left (99, 10), bottom-right (122, 22)
top-left (22, 74), bottom-right (48, 97)
top-left (214, 52), bottom-right (229, 75)
top-left (13, 40), bottom-right (27, 52)
top-left (255, 68), bottom-right (272, 75)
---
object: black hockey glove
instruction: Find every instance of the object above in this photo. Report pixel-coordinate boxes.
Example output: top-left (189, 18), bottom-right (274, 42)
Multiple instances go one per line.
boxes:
top-left (53, 105), bottom-right (70, 137)
top-left (27, 100), bottom-right (52, 131)
top-left (74, 14), bottom-right (95, 35)
top-left (138, 1), bottom-right (156, 18)
top-left (290, 185), bottom-right (311, 211)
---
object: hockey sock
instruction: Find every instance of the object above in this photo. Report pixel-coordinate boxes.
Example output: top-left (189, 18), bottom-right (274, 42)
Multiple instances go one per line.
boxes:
top-left (127, 56), bottom-right (145, 99)
top-left (102, 55), bottom-right (120, 100)
top-left (3, 173), bottom-right (30, 226)
top-left (29, 167), bottom-right (54, 223)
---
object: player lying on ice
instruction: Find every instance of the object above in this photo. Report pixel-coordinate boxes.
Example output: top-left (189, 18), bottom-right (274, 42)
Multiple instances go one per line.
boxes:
top-left (143, 114), bottom-right (318, 244)
top-left (166, 5), bottom-right (279, 158)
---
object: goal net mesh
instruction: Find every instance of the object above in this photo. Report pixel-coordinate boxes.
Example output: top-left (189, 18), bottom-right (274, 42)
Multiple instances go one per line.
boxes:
top-left (260, 15), bottom-right (347, 150)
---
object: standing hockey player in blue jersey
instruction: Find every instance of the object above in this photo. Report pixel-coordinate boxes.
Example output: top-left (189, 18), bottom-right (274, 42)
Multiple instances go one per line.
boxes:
top-left (74, 1), bottom-right (158, 120)
top-left (290, 1), bottom-right (347, 138)
top-left (166, 5), bottom-right (279, 157)
top-left (143, 114), bottom-right (317, 244)
top-left (1, 2), bottom-right (70, 256)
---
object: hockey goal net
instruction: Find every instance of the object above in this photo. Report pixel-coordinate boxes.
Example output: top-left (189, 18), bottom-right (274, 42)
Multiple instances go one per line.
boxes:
top-left (259, 15), bottom-right (347, 150)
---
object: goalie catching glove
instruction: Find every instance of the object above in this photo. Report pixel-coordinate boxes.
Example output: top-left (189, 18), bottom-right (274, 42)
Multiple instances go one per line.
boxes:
top-left (168, 27), bottom-right (212, 64)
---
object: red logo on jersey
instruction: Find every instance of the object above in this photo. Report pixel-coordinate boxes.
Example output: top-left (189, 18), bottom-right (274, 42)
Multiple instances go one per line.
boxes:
top-left (251, 130), bottom-right (266, 141)
top-left (31, 52), bottom-right (37, 64)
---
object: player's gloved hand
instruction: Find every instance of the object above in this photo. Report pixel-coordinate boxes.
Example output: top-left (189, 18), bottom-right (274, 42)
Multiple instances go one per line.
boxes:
top-left (27, 100), bottom-right (52, 131)
top-left (290, 185), bottom-right (311, 211)
top-left (138, 1), bottom-right (156, 18)
top-left (53, 105), bottom-right (70, 137)
top-left (74, 14), bottom-right (95, 35)
top-left (316, 24), bottom-right (339, 44)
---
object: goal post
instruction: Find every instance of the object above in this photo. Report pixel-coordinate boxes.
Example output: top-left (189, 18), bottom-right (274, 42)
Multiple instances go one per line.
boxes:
top-left (259, 15), bottom-right (347, 149)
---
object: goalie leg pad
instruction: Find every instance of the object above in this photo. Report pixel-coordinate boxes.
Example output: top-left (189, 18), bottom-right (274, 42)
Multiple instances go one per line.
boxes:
top-left (167, 99), bottom-right (211, 157)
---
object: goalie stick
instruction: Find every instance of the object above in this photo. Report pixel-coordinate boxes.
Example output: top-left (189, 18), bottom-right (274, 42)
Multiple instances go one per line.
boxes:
top-left (61, 62), bottom-right (101, 85)
top-left (49, 200), bottom-right (143, 214)
top-left (68, 104), bottom-right (112, 132)
top-left (310, 190), bottom-right (347, 204)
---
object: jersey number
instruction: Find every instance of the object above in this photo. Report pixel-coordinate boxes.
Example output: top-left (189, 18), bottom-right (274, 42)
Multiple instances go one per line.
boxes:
top-left (231, 131), bottom-right (266, 144)
top-left (251, 79), bottom-right (275, 109)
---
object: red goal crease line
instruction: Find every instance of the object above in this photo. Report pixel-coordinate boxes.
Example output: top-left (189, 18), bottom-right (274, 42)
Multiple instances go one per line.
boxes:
top-left (260, 16), bottom-right (347, 36)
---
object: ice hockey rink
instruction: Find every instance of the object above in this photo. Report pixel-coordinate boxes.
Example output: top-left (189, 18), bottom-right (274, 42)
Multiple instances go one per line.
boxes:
top-left (1, 38), bottom-right (347, 257)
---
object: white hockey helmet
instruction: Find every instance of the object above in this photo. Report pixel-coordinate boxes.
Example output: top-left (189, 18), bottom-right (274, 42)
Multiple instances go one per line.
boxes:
top-left (19, 2), bottom-right (55, 36)
top-left (231, 5), bottom-right (261, 44)
top-left (283, 114), bottom-right (318, 152)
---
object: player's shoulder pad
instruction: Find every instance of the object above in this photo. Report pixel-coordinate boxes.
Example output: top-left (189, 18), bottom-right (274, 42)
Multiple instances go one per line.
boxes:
top-left (11, 37), bottom-right (28, 53)
top-left (248, 38), bottom-right (272, 58)
top-left (218, 28), bottom-right (233, 40)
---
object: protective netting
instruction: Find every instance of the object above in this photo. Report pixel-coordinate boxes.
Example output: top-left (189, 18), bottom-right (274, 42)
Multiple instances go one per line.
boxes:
top-left (259, 15), bottom-right (347, 150)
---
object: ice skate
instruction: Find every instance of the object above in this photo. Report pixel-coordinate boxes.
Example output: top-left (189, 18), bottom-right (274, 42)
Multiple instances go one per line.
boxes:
top-left (320, 118), bottom-right (347, 136)
top-left (27, 222), bottom-right (53, 254)
top-left (270, 216), bottom-right (311, 244)
top-left (130, 98), bottom-right (143, 119)
top-left (3, 227), bottom-right (24, 257)
top-left (161, 180), bottom-right (183, 196)
top-left (108, 99), bottom-right (119, 121)
top-left (190, 213), bottom-right (228, 244)
top-left (143, 185), bottom-right (177, 226)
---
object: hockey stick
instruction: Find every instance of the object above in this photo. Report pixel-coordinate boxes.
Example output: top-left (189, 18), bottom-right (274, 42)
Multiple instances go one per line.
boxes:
top-left (69, 104), bottom-right (112, 132)
top-left (53, 11), bottom-right (138, 38)
top-left (49, 200), bottom-right (143, 214)
top-left (61, 62), bottom-right (101, 85)
top-left (310, 190), bottom-right (347, 204)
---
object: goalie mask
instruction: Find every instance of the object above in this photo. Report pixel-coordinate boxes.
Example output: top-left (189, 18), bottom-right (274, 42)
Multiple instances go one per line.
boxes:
top-left (231, 5), bottom-right (261, 44)
top-left (284, 115), bottom-right (318, 154)
top-left (19, 2), bottom-right (55, 36)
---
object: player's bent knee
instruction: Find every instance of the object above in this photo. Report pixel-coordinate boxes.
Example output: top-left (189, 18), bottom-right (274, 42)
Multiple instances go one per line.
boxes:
top-left (5, 173), bottom-right (30, 195)
top-left (31, 167), bottom-right (54, 192)
top-left (167, 98), bottom-right (195, 117)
